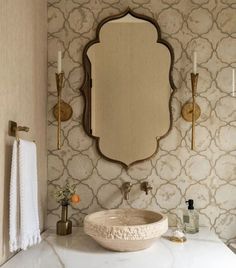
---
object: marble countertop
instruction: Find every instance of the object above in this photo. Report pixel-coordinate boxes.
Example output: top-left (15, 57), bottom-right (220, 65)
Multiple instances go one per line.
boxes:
top-left (2, 227), bottom-right (236, 268)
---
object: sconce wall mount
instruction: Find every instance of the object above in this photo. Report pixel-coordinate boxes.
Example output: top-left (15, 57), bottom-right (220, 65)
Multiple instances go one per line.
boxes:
top-left (53, 100), bottom-right (73, 122)
top-left (181, 102), bottom-right (201, 122)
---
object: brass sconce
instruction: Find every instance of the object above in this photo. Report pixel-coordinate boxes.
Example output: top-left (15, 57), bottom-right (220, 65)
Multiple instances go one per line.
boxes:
top-left (53, 72), bottom-right (73, 150)
top-left (181, 73), bottom-right (201, 150)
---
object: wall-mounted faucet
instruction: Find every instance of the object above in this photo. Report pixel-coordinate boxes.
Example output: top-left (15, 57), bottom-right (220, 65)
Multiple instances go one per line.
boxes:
top-left (140, 181), bottom-right (152, 195)
top-left (121, 182), bottom-right (132, 200)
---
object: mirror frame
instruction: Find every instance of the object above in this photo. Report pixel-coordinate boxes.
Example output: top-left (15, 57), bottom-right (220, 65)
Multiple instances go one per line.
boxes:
top-left (80, 8), bottom-right (176, 168)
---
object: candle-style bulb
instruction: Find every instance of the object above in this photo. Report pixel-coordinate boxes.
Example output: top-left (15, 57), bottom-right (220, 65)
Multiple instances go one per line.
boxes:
top-left (58, 51), bottom-right (62, 74)
top-left (232, 68), bottom-right (235, 97)
top-left (193, 51), bottom-right (197, 74)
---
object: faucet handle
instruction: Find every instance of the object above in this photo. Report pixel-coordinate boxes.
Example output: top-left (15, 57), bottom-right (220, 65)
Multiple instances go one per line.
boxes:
top-left (121, 182), bottom-right (132, 200)
top-left (140, 181), bottom-right (153, 195)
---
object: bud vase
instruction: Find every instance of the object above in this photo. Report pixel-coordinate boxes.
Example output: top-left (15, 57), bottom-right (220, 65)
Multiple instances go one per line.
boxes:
top-left (56, 204), bottom-right (72, 235)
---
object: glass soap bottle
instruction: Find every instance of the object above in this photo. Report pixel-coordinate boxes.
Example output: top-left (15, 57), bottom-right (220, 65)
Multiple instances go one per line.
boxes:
top-left (183, 199), bottom-right (199, 234)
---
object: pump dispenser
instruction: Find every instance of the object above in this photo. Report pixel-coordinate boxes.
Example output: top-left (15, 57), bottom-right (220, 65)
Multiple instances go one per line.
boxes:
top-left (183, 199), bottom-right (199, 233)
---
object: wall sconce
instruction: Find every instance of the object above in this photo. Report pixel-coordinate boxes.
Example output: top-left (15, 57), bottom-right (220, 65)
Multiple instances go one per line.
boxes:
top-left (181, 52), bottom-right (201, 150)
top-left (53, 51), bottom-right (73, 150)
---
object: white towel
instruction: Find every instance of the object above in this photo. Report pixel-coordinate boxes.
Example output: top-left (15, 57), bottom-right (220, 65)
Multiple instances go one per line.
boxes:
top-left (9, 139), bottom-right (41, 252)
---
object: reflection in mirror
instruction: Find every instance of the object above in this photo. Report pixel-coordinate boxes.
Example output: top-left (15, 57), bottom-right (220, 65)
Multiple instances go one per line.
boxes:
top-left (81, 10), bottom-right (175, 167)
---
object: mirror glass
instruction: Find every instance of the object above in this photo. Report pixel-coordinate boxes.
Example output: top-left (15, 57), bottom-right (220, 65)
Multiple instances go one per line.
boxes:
top-left (82, 12), bottom-right (175, 167)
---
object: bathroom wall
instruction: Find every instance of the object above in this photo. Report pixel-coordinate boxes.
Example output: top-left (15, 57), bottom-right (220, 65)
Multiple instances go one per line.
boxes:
top-left (48, 0), bottom-right (236, 244)
top-left (0, 0), bottom-right (47, 265)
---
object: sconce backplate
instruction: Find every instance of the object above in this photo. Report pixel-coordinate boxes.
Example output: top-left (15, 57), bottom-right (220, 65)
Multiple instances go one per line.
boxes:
top-left (53, 100), bottom-right (73, 121)
top-left (181, 102), bottom-right (201, 122)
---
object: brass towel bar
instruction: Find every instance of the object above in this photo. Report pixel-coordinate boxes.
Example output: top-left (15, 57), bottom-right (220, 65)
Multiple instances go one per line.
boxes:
top-left (8, 120), bottom-right (30, 141)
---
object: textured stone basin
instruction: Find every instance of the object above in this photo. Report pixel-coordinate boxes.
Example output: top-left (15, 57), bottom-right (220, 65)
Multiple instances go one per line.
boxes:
top-left (84, 208), bottom-right (168, 252)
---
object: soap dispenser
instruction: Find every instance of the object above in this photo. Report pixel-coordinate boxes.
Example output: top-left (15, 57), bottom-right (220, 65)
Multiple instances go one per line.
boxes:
top-left (183, 199), bottom-right (199, 234)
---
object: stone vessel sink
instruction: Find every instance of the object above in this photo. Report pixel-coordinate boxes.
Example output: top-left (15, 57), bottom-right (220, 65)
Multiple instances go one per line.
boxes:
top-left (84, 208), bottom-right (168, 252)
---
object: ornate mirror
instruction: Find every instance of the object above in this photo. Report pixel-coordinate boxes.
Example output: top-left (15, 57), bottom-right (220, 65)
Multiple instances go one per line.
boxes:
top-left (81, 9), bottom-right (176, 168)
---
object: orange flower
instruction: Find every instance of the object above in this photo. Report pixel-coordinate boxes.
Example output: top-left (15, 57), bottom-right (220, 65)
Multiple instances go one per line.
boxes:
top-left (71, 194), bottom-right (80, 203)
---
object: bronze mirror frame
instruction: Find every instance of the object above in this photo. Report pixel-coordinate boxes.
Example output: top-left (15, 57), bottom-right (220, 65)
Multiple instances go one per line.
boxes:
top-left (80, 8), bottom-right (176, 168)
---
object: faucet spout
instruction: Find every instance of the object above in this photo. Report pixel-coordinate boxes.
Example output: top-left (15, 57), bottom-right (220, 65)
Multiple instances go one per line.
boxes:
top-left (121, 182), bottom-right (132, 200)
top-left (140, 181), bottom-right (152, 195)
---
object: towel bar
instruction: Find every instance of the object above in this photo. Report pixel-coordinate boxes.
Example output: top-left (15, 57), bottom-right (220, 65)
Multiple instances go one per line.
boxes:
top-left (8, 121), bottom-right (30, 139)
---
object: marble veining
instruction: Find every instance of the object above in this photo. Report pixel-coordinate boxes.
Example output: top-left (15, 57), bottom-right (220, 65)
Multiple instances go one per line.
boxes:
top-left (2, 228), bottom-right (236, 268)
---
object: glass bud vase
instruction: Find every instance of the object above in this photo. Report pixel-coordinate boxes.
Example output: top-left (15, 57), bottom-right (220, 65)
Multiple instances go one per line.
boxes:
top-left (56, 204), bottom-right (72, 235)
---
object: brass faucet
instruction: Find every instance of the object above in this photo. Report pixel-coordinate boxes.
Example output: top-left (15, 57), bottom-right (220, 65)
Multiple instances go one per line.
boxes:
top-left (121, 182), bottom-right (132, 200)
top-left (140, 181), bottom-right (152, 195)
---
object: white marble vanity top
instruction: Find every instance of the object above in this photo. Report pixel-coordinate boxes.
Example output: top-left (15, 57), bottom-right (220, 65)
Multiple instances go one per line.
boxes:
top-left (2, 227), bottom-right (236, 268)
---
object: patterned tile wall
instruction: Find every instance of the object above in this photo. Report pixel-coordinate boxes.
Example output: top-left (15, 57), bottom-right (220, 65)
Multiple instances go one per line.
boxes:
top-left (47, 0), bottom-right (236, 244)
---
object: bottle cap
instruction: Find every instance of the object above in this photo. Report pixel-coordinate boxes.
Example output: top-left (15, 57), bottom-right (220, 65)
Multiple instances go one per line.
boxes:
top-left (186, 199), bottom-right (194, 210)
